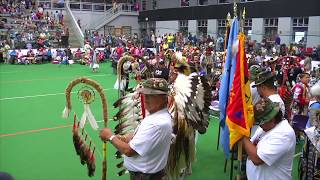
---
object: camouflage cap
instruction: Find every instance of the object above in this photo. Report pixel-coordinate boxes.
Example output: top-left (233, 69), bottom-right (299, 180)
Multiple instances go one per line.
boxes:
top-left (252, 70), bottom-right (275, 87)
top-left (137, 78), bottom-right (169, 95)
top-left (249, 65), bottom-right (262, 81)
top-left (254, 98), bottom-right (281, 125)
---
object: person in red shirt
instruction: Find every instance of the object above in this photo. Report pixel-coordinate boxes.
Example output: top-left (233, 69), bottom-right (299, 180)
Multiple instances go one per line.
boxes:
top-left (291, 73), bottom-right (311, 116)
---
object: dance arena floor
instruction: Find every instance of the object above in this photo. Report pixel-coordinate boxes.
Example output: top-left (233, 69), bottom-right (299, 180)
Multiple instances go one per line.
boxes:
top-left (0, 62), bottom-right (300, 179)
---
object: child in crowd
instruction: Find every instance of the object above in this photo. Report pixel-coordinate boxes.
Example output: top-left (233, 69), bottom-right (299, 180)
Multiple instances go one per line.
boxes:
top-left (91, 49), bottom-right (99, 73)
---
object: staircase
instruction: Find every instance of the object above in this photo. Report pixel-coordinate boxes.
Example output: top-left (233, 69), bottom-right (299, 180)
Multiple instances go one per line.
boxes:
top-left (63, 0), bottom-right (84, 48)
top-left (64, 13), bottom-right (82, 47)
top-left (93, 4), bottom-right (139, 31)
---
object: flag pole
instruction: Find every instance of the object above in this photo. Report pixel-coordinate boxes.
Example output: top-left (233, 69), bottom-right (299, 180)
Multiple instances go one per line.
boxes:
top-left (229, 1), bottom-right (238, 179)
top-left (236, 7), bottom-right (246, 180)
top-left (218, 12), bottom-right (232, 153)
top-left (221, 13), bottom-right (232, 80)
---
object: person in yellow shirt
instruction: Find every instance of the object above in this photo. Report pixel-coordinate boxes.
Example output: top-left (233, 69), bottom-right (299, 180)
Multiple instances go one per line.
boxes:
top-left (163, 40), bottom-right (169, 50)
top-left (167, 33), bottom-right (173, 49)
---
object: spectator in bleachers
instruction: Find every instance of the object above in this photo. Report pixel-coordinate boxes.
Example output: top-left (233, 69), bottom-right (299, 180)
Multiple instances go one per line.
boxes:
top-left (9, 49), bottom-right (17, 64)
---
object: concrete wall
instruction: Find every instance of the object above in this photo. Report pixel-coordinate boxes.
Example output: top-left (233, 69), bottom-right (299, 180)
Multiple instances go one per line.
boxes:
top-left (251, 18), bottom-right (264, 43)
top-left (208, 0), bottom-right (219, 5)
top-left (307, 16), bottom-right (320, 47)
top-left (189, 0), bottom-right (198, 6)
top-left (278, 17), bottom-right (292, 45)
top-left (156, 21), bottom-right (179, 35)
top-left (146, 0), bottom-right (153, 10)
top-left (157, 0), bottom-right (180, 9)
top-left (188, 20), bottom-right (197, 35)
top-left (208, 19), bottom-right (218, 39)
top-left (96, 15), bottom-right (140, 35)
top-left (152, 0), bottom-right (271, 9)
top-left (72, 11), bottom-right (106, 30)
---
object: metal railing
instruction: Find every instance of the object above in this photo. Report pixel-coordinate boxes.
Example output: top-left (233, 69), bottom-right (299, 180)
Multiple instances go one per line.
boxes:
top-left (92, 3), bottom-right (139, 30)
top-left (38, 0), bottom-right (66, 9)
top-left (69, 2), bottom-right (111, 12)
top-left (47, 1), bottom-right (139, 13)
top-left (36, 1), bottom-right (138, 36)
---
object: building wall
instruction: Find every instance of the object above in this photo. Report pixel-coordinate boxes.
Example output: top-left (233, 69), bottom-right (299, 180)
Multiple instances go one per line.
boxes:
top-left (103, 15), bottom-right (140, 35)
top-left (72, 11), bottom-right (105, 30)
top-left (146, 0), bottom-right (153, 10)
top-left (208, 19), bottom-right (218, 39)
top-left (208, 0), bottom-right (218, 5)
top-left (157, 0), bottom-right (180, 9)
top-left (188, 20), bottom-right (197, 35)
top-left (189, 0), bottom-right (198, 6)
top-left (139, 0), bottom-right (320, 21)
top-left (307, 16), bottom-right (320, 48)
top-left (251, 18), bottom-right (264, 43)
top-left (278, 17), bottom-right (292, 45)
top-left (156, 21), bottom-right (179, 35)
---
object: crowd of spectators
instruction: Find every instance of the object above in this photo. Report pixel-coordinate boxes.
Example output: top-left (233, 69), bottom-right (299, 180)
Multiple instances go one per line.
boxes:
top-left (0, 0), bottom-right (68, 50)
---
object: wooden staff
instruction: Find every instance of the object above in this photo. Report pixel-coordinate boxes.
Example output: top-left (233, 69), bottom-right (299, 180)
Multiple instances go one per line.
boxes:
top-left (237, 141), bottom-right (243, 180)
top-left (116, 55), bottom-right (135, 98)
top-left (236, 7), bottom-right (246, 180)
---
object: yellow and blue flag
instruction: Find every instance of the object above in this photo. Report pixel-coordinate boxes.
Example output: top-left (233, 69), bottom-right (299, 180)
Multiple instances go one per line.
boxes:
top-left (218, 18), bottom-right (239, 157)
top-left (226, 32), bottom-right (254, 149)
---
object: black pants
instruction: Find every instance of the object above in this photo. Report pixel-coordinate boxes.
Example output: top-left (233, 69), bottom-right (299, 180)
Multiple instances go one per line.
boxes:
top-left (129, 169), bottom-right (165, 180)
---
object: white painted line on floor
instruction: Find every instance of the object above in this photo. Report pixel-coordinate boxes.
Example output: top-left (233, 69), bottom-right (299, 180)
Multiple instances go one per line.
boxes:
top-left (1, 73), bottom-right (113, 84)
top-left (0, 88), bottom-right (113, 101)
top-left (0, 71), bottom-right (20, 74)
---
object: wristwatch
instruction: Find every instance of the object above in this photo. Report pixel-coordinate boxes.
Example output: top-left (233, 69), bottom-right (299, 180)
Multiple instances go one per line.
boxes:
top-left (109, 135), bottom-right (116, 141)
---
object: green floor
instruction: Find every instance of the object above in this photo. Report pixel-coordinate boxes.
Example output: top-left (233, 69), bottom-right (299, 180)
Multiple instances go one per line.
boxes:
top-left (0, 62), bottom-right (300, 180)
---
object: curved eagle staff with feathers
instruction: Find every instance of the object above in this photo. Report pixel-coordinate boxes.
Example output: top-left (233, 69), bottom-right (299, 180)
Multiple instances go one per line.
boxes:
top-left (135, 55), bottom-right (154, 80)
top-left (62, 77), bottom-right (109, 180)
top-left (114, 54), bottom-right (138, 97)
top-left (110, 52), bottom-right (154, 177)
top-left (115, 53), bottom-right (149, 130)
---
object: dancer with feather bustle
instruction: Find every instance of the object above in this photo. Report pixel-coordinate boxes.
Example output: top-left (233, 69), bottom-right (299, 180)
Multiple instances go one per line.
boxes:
top-left (100, 78), bottom-right (172, 180)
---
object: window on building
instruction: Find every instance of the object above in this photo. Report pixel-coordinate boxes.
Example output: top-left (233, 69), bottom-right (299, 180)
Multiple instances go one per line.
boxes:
top-left (39, 2), bottom-right (51, 9)
top-left (142, 0), bottom-right (146, 11)
top-left (244, 19), bottom-right (252, 27)
top-left (218, 0), bottom-right (228, 4)
top-left (52, 1), bottom-right (65, 8)
top-left (243, 19), bottom-right (252, 38)
top-left (198, 20), bottom-right (208, 27)
top-left (152, 0), bottom-right (157, 10)
top-left (292, 17), bottom-right (308, 45)
top-left (217, 19), bottom-right (228, 37)
top-left (179, 20), bottom-right (188, 35)
top-left (218, 19), bottom-right (227, 27)
top-left (197, 20), bottom-right (208, 36)
top-left (140, 22), bottom-right (147, 36)
top-left (149, 21), bottom-right (156, 34)
top-left (264, 18), bottom-right (278, 27)
top-left (264, 18), bottom-right (278, 42)
top-left (181, 0), bottom-right (190, 7)
top-left (199, 0), bottom-right (208, 5)
top-left (292, 17), bottom-right (308, 27)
